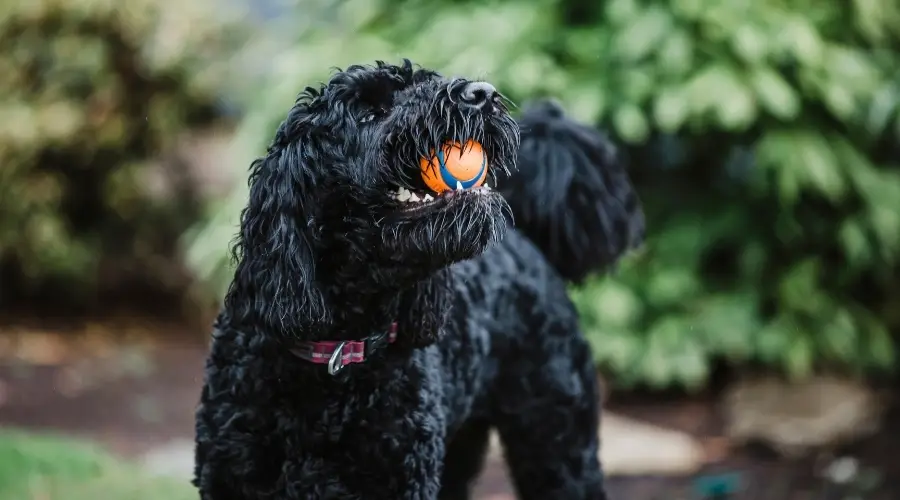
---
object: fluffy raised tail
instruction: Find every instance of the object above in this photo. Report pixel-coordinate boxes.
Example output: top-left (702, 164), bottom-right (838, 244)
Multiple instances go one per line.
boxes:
top-left (499, 100), bottom-right (645, 283)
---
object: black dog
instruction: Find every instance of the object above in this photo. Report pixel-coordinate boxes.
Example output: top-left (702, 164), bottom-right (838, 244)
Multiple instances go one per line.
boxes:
top-left (194, 60), bottom-right (644, 500)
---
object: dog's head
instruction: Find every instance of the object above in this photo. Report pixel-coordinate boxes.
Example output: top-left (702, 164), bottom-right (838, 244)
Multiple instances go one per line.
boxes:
top-left (225, 60), bottom-right (519, 334)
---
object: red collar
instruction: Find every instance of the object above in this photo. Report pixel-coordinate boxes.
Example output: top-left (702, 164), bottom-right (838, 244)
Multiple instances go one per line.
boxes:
top-left (289, 322), bottom-right (398, 375)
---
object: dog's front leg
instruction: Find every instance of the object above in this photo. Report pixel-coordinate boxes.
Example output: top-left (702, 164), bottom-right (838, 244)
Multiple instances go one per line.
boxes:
top-left (395, 437), bottom-right (445, 500)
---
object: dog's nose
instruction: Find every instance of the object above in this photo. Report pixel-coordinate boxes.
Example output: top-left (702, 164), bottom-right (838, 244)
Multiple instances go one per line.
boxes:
top-left (460, 82), bottom-right (497, 109)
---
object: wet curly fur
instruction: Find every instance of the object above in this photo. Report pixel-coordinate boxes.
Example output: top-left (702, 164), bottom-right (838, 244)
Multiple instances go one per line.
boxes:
top-left (193, 60), bottom-right (644, 500)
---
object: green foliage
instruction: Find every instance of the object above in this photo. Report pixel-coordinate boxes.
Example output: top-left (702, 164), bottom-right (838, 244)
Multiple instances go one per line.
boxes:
top-left (566, 0), bottom-right (900, 389)
top-left (189, 0), bottom-right (900, 389)
top-left (0, 0), bottom-right (243, 305)
top-left (0, 429), bottom-right (195, 499)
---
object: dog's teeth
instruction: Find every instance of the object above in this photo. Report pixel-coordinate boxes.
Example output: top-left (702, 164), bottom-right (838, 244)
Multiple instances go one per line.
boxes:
top-left (397, 187), bottom-right (411, 202)
top-left (409, 193), bottom-right (420, 202)
top-left (456, 181), bottom-right (463, 191)
top-left (423, 194), bottom-right (434, 202)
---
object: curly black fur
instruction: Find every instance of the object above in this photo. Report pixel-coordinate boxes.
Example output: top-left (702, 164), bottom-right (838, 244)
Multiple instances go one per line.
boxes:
top-left (194, 60), bottom-right (643, 500)
top-left (501, 100), bottom-right (645, 283)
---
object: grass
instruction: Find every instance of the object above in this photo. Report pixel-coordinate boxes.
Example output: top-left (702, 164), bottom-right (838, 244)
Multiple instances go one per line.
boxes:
top-left (0, 429), bottom-right (196, 500)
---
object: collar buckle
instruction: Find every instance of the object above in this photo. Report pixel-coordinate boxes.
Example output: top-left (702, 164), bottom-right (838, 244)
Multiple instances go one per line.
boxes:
top-left (326, 341), bottom-right (347, 375)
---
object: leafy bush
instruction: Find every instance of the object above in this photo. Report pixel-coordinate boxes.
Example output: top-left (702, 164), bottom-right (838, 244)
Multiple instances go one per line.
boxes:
top-left (0, 0), bottom-right (243, 307)
top-left (188, 0), bottom-right (900, 389)
top-left (569, 0), bottom-right (900, 389)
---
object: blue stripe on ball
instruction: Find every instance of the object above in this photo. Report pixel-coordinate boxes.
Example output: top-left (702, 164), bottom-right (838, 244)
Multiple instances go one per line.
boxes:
top-left (437, 148), bottom-right (486, 189)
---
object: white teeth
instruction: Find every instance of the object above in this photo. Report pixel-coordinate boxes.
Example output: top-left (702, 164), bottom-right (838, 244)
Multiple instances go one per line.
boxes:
top-left (392, 186), bottom-right (439, 204)
top-left (456, 181), bottom-right (463, 191)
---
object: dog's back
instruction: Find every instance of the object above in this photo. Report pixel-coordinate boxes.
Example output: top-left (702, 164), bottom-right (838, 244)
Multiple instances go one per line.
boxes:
top-left (499, 100), bottom-right (645, 284)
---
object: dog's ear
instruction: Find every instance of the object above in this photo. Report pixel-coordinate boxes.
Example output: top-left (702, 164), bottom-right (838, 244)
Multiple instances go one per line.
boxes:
top-left (225, 104), bottom-right (330, 332)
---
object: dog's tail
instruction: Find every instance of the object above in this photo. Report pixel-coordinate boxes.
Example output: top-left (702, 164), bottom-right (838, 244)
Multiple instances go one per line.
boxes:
top-left (498, 100), bottom-right (645, 283)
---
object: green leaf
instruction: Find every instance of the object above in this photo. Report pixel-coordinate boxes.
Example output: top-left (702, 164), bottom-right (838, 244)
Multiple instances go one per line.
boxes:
top-left (672, 340), bottom-right (710, 391)
top-left (645, 268), bottom-right (702, 307)
top-left (612, 104), bottom-right (649, 143)
top-left (652, 86), bottom-right (689, 132)
top-left (671, 0), bottom-right (704, 18)
top-left (730, 23), bottom-right (769, 64)
top-left (779, 16), bottom-right (824, 66)
top-left (863, 319), bottom-right (895, 369)
top-left (591, 329), bottom-right (643, 374)
top-left (566, 83), bottom-right (606, 124)
top-left (695, 294), bottom-right (759, 360)
top-left (778, 258), bottom-right (823, 315)
top-left (839, 218), bottom-right (874, 268)
top-left (785, 333), bottom-right (814, 380)
top-left (594, 280), bottom-right (644, 328)
top-left (821, 82), bottom-right (857, 120)
top-left (337, 0), bottom-right (380, 29)
top-left (738, 240), bottom-right (768, 279)
top-left (605, 0), bottom-right (640, 25)
top-left (820, 308), bottom-right (859, 362)
top-left (749, 68), bottom-right (800, 120)
top-left (564, 29), bottom-right (605, 66)
top-left (620, 69), bottom-right (656, 102)
top-left (641, 317), bottom-right (691, 388)
top-left (648, 216), bottom-right (710, 266)
top-left (824, 46), bottom-right (882, 92)
top-left (833, 138), bottom-right (879, 192)
top-left (682, 65), bottom-right (733, 116)
top-left (756, 317), bottom-right (795, 364)
top-left (794, 133), bottom-right (845, 200)
top-left (755, 131), bottom-right (801, 204)
top-left (756, 130), bottom-right (846, 201)
top-left (657, 30), bottom-right (694, 76)
top-left (868, 205), bottom-right (900, 258)
top-left (714, 73), bottom-right (756, 130)
top-left (853, 0), bottom-right (888, 42)
top-left (776, 168), bottom-right (803, 205)
top-left (613, 6), bottom-right (673, 62)
top-left (506, 53), bottom-right (559, 96)
top-left (866, 84), bottom-right (900, 135)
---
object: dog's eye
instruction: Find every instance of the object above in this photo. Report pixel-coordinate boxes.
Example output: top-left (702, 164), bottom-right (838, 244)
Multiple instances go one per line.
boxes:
top-left (359, 106), bottom-right (388, 124)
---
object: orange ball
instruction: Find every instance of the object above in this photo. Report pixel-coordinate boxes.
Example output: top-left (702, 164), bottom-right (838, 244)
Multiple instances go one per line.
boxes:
top-left (419, 140), bottom-right (488, 193)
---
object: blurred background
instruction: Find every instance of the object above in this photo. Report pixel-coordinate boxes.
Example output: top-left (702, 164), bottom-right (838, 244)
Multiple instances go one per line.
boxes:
top-left (1, 0), bottom-right (900, 498)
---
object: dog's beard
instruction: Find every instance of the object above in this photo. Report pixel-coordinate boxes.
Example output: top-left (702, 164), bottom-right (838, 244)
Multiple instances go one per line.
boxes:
top-left (379, 189), bottom-right (509, 274)
top-left (315, 177), bottom-right (509, 297)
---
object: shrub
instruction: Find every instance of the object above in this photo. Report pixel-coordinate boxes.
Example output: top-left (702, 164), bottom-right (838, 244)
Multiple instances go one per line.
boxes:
top-left (568, 0), bottom-right (900, 388)
top-left (0, 0), bottom-right (244, 308)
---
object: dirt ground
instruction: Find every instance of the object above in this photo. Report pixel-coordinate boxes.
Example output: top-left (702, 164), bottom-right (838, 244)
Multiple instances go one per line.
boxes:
top-left (0, 317), bottom-right (898, 499)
